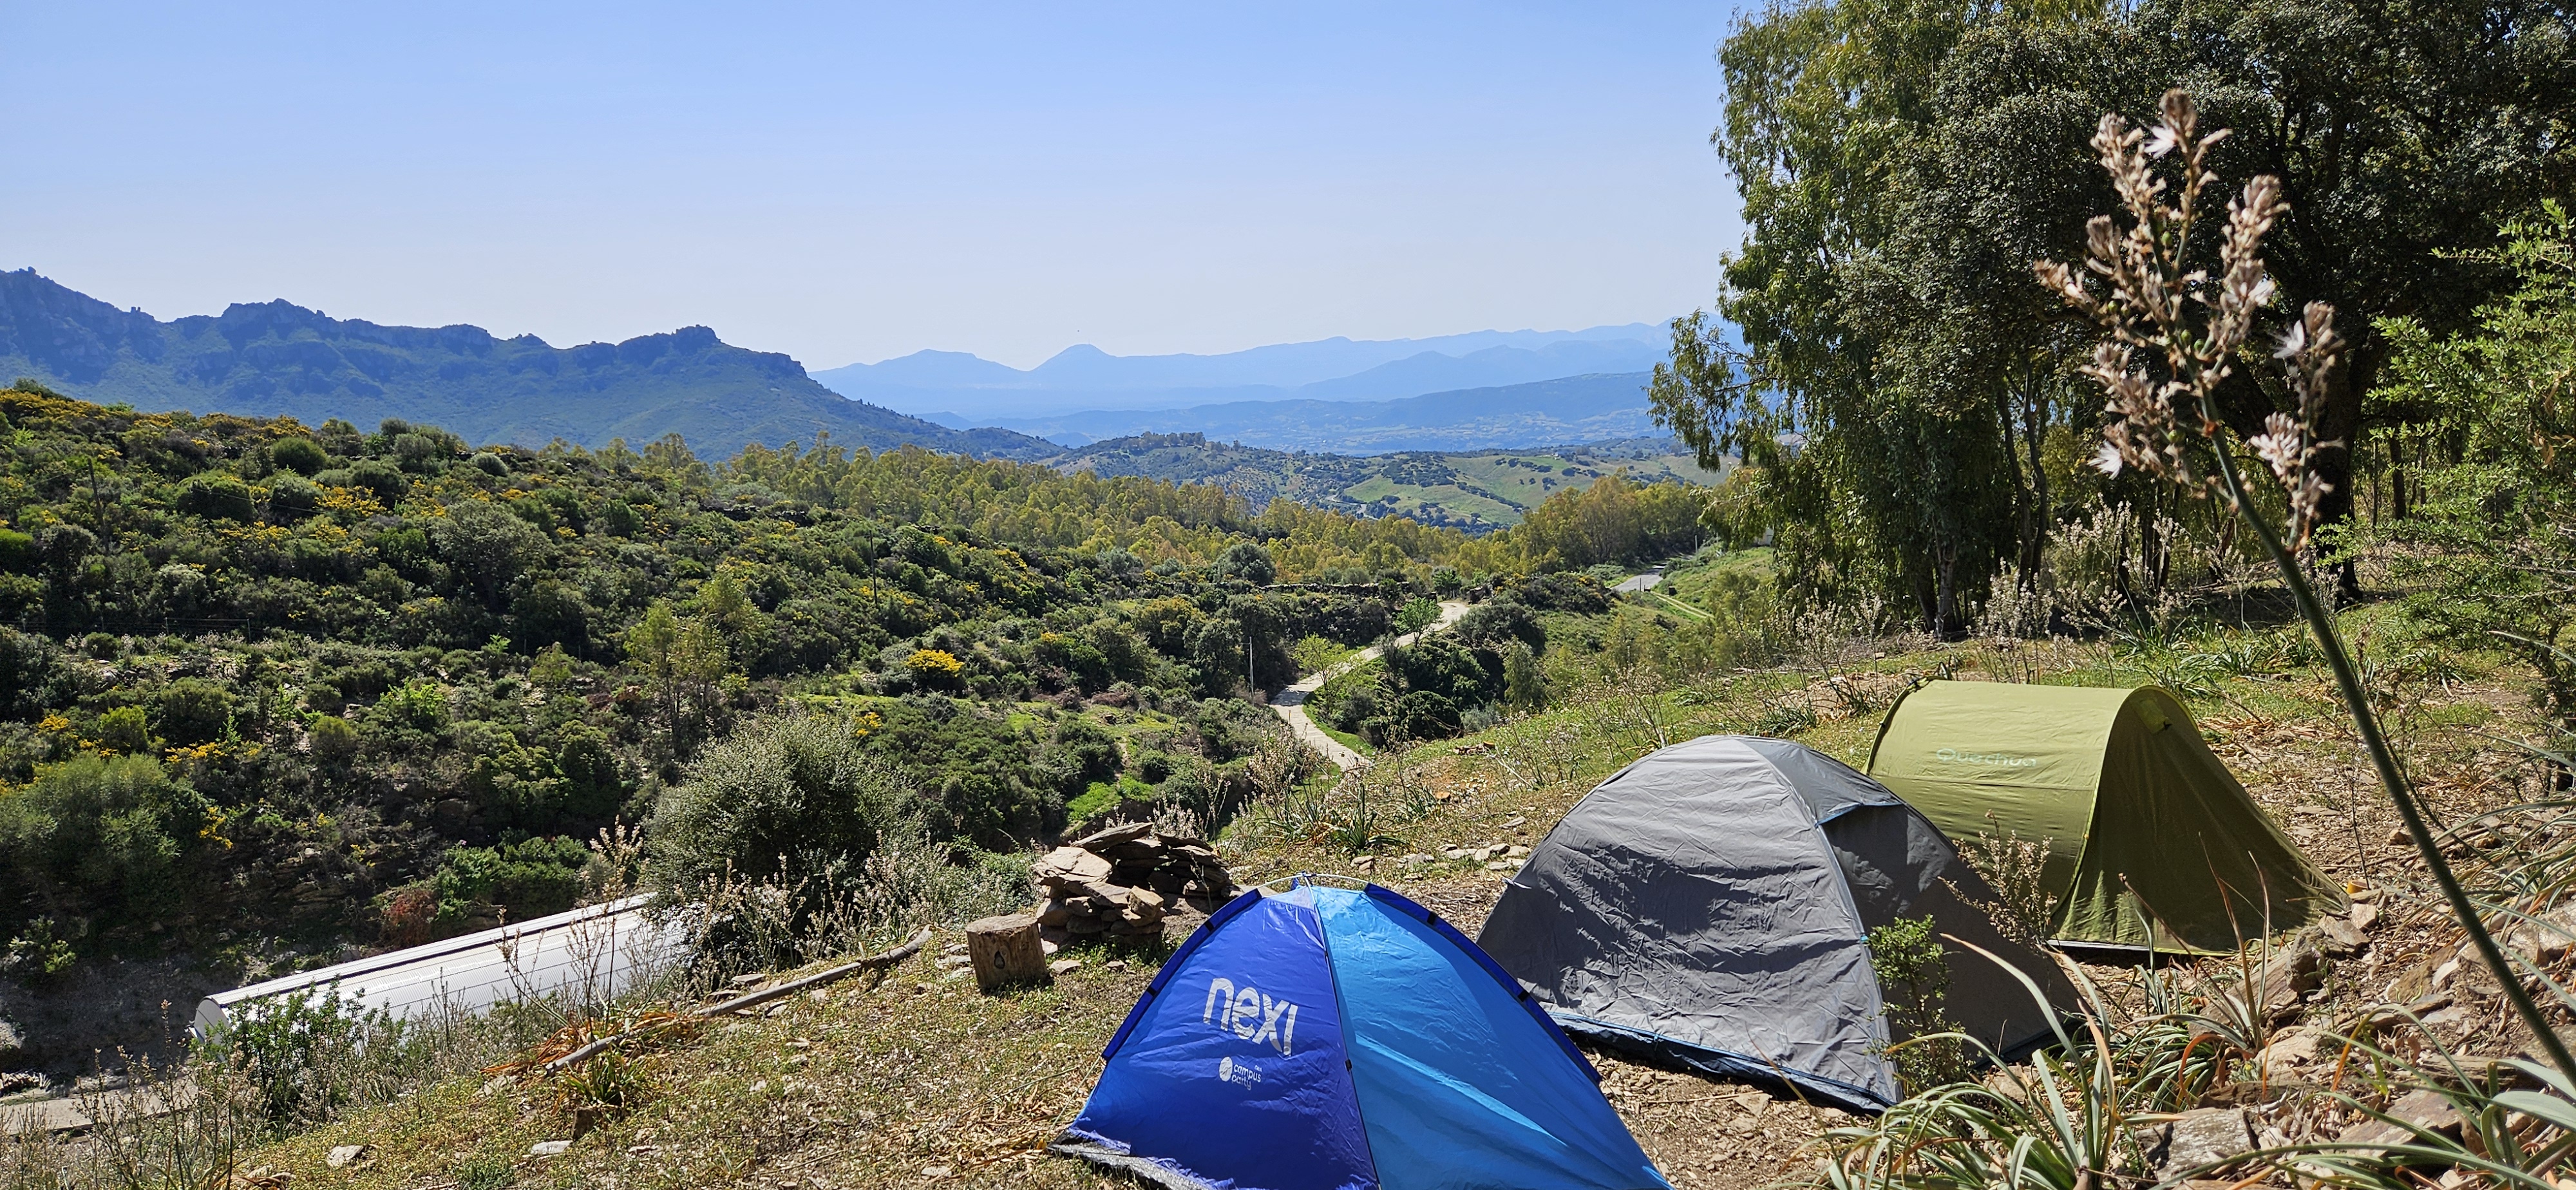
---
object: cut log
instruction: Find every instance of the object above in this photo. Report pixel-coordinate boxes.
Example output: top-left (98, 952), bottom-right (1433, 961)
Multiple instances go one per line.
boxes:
top-left (967, 912), bottom-right (1050, 990)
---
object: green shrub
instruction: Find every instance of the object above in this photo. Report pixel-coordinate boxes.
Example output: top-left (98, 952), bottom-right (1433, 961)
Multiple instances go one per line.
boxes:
top-left (862, 697), bottom-right (1056, 845)
top-left (93, 704), bottom-right (155, 754)
top-left (308, 713), bottom-right (361, 761)
top-left (1213, 541), bottom-right (1276, 585)
top-left (1046, 715), bottom-right (1121, 792)
top-left (430, 837), bottom-right (591, 927)
top-left (647, 711), bottom-right (919, 893)
top-left (1865, 914), bottom-right (1967, 1092)
top-left (157, 677), bottom-right (233, 746)
top-left (0, 627), bottom-right (71, 718)
top-left (206, 983), bottom-right (389, 1133)
top-left (601, 499), bottom-right (643, 537)
top-left (270, 435), bottom-right (328, 477)
top-left (3, 916), bottom-right (76, 983)
top-left (0, 753), bottom-right (207, 927)
top-left (267, 474), bottom-right (320, 520)
top-left (176, 475), bottom-right (257, 522)
top-left (347, 460), bottom-right (408, 502)
top-left (374, 680), bottom-right (450, 733)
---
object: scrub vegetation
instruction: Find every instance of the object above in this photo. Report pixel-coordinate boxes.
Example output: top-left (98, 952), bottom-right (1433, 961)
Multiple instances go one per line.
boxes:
top-left (9, 0), bottom-right (2576, 1180)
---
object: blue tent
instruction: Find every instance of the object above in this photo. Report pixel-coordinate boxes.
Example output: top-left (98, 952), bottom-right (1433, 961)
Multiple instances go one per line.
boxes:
top-left (1054, 880), bottom-right (1671, 1190)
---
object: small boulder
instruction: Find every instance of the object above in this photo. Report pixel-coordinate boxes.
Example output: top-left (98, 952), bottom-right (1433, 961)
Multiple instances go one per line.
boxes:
top-left (2229, 935), bottom-right (2324, 1025)
top-left (1035, 847), bottom-right (1113, 887)
top-left (1048, 959), bottom-right (1083, 976)
top-left (529, 1138), bottom-right (573, 1157)
top-left (2340, 1088), bottom-right (2463, 1152)
top-left (2317, 916), bottom-right (2370, 955)
top-left (2260, 1028), bottom-right (2325, 1070)
top-left (2147, 1108), bottom-right (2257, 1179)
top-left (325, 1144), bottom-right (371, 1169)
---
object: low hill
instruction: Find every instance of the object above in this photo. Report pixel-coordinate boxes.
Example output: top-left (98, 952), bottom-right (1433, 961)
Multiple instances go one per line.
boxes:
top-left (0, 270), bottom-right (1056, 460)
top-left (1052, 432), bottom-right (1727, 532)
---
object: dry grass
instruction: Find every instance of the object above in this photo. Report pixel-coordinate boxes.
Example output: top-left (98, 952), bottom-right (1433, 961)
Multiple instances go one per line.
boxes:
top-left (185, 612), bottom-right (2566, 1189)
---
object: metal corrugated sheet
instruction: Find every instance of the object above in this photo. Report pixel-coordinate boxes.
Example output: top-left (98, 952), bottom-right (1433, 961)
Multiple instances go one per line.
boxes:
top-left (191, 895), bottom-right (687, 1037)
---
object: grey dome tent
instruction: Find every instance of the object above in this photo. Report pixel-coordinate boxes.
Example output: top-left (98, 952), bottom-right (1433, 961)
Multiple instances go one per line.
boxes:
top-left (1479, 735), bottom-right (2070, 1111)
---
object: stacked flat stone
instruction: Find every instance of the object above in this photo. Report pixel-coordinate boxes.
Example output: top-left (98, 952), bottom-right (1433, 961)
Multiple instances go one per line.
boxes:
top-left (1031, 822), bottom-right (1235, 945)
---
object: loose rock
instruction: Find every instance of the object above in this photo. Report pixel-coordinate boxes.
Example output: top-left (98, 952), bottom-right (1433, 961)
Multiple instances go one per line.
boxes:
top-left (2318, 916), bottom-right (2370, 955)
top-left (2340, 1088), bottom-right (2463, 1150)
top-left (2148, 1108), bottom-right (2257, 1178)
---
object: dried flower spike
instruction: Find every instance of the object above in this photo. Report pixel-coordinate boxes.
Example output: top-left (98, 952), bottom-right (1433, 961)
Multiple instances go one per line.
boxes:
top-left (2032, 88), bottom-right (2341, 550)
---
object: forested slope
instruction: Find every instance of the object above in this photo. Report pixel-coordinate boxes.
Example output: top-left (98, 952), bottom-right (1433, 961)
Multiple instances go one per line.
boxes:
top-left (0, 384), bottom-right (1532, 1028)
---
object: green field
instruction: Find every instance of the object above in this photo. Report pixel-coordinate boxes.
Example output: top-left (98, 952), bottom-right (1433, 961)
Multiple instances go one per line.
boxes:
top-left (1058, 433), bottom-right (1730, 534)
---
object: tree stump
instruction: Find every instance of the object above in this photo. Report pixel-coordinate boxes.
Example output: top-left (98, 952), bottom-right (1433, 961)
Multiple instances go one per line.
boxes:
top-left (965, 912), bottom-right (1048, 990)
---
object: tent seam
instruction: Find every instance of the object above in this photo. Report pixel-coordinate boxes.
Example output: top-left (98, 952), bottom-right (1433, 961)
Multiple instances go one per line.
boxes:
top-left (1750, 741), bottom-right (1899, 1094)
top-left (1310, 885), bottom-right (1388, 1190)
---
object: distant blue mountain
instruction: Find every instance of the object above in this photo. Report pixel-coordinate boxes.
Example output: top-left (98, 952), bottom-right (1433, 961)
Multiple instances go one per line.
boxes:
top-left (813, 323), bottom-right (1669, 421)
top-left (1001, 372), bottom-right (1661, 454)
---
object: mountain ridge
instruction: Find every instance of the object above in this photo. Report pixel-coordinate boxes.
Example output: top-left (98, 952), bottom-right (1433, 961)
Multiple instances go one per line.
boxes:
top-left (0, 269), bottom-right (1056, 461)
top-left (815, 324), bottom-right (1669, 420)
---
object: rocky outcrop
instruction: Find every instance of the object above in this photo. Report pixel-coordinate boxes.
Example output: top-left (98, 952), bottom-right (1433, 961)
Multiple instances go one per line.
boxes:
top-left (1030, 823), bottom-right (1233, 948)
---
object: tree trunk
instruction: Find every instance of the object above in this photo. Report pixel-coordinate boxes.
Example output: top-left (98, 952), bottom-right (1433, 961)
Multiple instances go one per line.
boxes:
top-left (2315, 344), bottom-right (2380, 596)
top-left (2023, 373), bottom-right (2053, 578)
top-left (1935, 545), bottom-right (1960, 640)
top-left (966, 913), bottom-right (1049, 990)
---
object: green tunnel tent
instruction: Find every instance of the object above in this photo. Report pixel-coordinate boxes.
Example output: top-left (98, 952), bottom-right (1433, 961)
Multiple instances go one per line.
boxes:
top-left (1865, 681), bottom-right (2341, 952)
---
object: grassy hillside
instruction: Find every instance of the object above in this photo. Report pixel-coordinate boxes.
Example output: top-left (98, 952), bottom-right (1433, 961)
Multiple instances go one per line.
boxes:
top-left (1054, 433), bottom-right (1727, 533)
top-left (100, 565), bottom-right (2557, 1190)
top-left (0, 270), bottom-right (1054, 461)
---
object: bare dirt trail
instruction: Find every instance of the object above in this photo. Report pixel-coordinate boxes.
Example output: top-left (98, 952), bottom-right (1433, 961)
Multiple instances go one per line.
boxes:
top-left (1269, 600), bottom-right (1468, 771)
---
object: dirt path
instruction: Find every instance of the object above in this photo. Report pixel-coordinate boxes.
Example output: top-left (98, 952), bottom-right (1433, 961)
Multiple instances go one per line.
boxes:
top-left (1270, 600), bottom-right (1468, 771)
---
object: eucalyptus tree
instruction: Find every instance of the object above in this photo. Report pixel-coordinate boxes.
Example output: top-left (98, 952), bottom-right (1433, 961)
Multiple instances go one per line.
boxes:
top-left (1655, 0), bottom-right (2108, 634)
top-left (1656, 0), bottom-right (2576, 625)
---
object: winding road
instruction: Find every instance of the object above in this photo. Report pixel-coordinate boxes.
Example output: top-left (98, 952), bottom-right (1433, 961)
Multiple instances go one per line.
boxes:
top-left (1269, 600), bottom-right (1468, 771)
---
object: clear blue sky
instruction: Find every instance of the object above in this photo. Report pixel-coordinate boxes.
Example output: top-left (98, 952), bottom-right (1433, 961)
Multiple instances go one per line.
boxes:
top-left (2, 3), bottom-right (1743, 369)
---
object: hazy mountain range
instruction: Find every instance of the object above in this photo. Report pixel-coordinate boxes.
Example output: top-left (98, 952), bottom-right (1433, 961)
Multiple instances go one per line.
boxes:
top-left (812, 325), bottom-right (1670, 424)
top-left (1, 269), bottom-right (1696, 460)
top-left (996, 372), bottom-right (1660, 451)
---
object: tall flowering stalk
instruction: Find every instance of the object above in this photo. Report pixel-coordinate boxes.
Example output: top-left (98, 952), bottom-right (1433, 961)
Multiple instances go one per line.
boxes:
top-left (2038, 88), bottom-right (2576, 1084)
